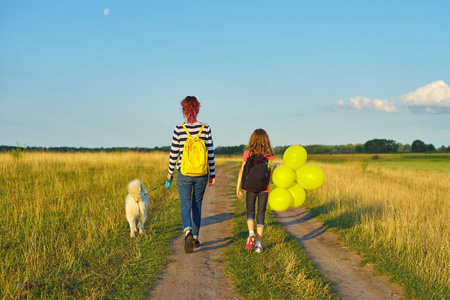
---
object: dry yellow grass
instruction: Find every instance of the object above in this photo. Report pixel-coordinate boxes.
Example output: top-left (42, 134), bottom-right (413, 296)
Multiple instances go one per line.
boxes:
top-left (0, 151), bottom-right (251, 298)
top-left (2, 151), bottom-right (448, 298)
top-left (0, 151), bottom-right (181, 298)
top-left (306, 160), bottom-right (450, 298)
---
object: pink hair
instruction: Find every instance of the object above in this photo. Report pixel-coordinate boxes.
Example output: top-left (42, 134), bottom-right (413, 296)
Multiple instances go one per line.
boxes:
top-left (181, 96), bottom-right (200, 124)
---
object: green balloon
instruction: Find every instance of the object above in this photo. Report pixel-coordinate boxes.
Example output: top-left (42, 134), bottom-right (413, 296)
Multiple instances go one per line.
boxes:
top-left (272, 165), bottom-right (296, 188)
top-left (283, 145), bottom-right (307, 170)
top-left (288, 184), bottom-right (306, 207)
top-left (296, 164), bottom-right (325, 190)
top-left (268, 188), bottom-right (292, 212)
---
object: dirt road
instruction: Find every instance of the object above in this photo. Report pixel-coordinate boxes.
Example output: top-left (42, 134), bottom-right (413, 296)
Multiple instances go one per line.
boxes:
top-left (150, 166), bottom-right (240, 300)
top-left (275, 209), bottom-right (404, 300)
top-left (150, 165), bottom-right (404, 299)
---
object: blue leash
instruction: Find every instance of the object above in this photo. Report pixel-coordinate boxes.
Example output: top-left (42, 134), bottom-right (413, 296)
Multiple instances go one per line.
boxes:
top-left (144, 178), bottom-right (172, 195)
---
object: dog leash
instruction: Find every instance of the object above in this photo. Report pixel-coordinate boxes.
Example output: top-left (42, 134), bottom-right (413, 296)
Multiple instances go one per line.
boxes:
top-left (144, 178), bottom-right (172, 195)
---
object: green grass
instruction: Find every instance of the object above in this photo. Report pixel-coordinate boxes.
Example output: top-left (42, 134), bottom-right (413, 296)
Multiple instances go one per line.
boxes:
top-left (303, 156), bottom-right (450, 299)
top-left (0, 153), bottom-right (181, 299)
top-left (5, 153), bottom-right (447, 299)
top-left (310, 153), bottom-right (450, 172)
top-left (1, 154), bottom-right (338, 299)
top-left (305, 201), bottom-right (449, 300)
top-left (223, 154), bottom-right (450, 299)
top-left (224, 166), bottom-right (338, 300)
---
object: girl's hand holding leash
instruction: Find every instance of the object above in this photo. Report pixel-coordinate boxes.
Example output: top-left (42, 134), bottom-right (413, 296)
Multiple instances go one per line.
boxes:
top-left (166, 173), bottom-right (173, 189)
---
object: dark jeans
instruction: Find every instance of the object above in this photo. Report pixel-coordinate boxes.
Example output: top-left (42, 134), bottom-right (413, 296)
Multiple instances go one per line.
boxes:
top-left (246, 191), bottom-right (268, 227)
top-left (177, 172), bottom-right (208, 236)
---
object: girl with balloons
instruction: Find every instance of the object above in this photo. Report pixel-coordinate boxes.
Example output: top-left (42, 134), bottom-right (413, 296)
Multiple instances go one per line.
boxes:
top-left (236, 129), bottom-right (275, 253)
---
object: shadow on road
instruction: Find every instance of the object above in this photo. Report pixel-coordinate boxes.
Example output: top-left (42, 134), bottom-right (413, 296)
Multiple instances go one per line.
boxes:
top-left (275, 210), bottom-right (315, 226)
top-left (276, 210), bottom-right (328, 241)
top-left (193, 237), bottom-right (232, 253)
top-left (201, 212), bottom-right (234, 226)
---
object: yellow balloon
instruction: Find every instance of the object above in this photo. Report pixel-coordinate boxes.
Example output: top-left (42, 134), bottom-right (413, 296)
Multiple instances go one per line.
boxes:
top-left (266, 184), bottom-right (276, 211)
top-left (288, 184), bottom-right (306, 207)
top-left (268, 188), bottom-right (292, 212)
top-left (272, 165), bottom-right (296, 188)
top-left (283, 145), bottom-right (307, 170)
top-left (296, 164), bottom-right (325, 190)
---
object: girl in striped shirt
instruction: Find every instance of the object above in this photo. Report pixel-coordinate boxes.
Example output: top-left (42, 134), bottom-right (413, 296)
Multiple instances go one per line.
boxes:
top-left (167, 96), bottom-right (216, 253)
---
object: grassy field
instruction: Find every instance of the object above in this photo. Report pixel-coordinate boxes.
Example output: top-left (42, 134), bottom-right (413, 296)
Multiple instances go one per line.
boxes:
top-left (304, 153), bottom-right (450, 299)
top-left (224, 165), bottom-right (338, 299)
top-left (310, 153), bottom-right (450, 172)
top-left (1, 151), bottom-right (448, 299)
top-left (0, 152), bottom-right (182, 299)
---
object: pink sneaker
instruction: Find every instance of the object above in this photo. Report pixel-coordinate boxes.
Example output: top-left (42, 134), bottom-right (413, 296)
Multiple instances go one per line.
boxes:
top-left (245, 234), bottom-right (256, 251)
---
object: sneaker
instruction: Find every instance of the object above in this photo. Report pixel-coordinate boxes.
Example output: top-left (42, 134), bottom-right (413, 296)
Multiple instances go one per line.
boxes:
top-left (184, 230), bottom-right (194, 253)
top-left (244, 234), bottom-right (256, 251)
top-left (193, 238), bottom-right (200, 248)
top-left (255, 243), bottom-right (263, 253)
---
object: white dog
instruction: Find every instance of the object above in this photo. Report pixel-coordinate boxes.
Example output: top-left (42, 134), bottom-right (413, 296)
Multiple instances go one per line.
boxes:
top-left (125, 179), bottom-right (149, 237)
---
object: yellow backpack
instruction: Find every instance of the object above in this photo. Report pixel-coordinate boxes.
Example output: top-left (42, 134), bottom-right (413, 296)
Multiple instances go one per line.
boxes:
top-left (180, 124), bottom-right (208, 176)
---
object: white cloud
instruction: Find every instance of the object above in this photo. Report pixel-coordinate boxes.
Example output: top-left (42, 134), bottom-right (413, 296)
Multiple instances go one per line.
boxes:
top-left (337, 96), bottom-right (398, 113)
top-left (400, 80), bottom-right (450, 114)
top-left (103, 8), bottom-right (110, 16)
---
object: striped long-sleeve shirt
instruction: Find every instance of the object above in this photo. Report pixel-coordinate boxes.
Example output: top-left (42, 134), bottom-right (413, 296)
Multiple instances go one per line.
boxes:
top-left (168, 122), bottom-right (216, 178)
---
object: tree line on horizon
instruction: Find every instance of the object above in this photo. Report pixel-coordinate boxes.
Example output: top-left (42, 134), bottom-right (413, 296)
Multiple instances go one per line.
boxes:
top-left (1, 139), bottom-right (449, 154)
top-left (216, 139), bottom-right (449, 155)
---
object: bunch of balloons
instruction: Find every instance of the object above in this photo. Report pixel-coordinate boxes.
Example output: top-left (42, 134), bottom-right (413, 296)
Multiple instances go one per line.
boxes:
top-left (268, 145), bottom-right (325, 212)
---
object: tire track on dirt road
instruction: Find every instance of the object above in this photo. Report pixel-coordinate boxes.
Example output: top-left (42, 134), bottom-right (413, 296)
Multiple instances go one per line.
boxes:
top-left (276, 209), bottom-right (404, 300)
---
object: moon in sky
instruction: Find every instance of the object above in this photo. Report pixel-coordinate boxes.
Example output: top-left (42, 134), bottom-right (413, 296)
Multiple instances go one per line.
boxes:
top-left (103, 8), bottom-right (110, 16)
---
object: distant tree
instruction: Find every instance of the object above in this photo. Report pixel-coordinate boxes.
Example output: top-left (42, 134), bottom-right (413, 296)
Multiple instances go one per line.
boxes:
top-left (364, 139), bottom-right (397, 153)
top-left (304, 145), bottom-right (331, 154)
top-left (338, 144), bottom-right (356, 154)
top-left (436, 145), bottom-right (450, 153)
top-left (355, 144), bottom-right (364, 153)
top-left (273, 146), bottom-right (290, 155)
top-left (396, 143), bottom-right (403, 152)
top-left (0, 145), bottom-right (173, 153)
top-left (427, 144), bottom-right (436, 152)
top-left (153, 146), bottom-right (171, 152)
top-left (214, 145), bottom-right (245, 155)
top-left (403, 144), bottom-right (411, 152)
top-left (411, 140), bottom-right (427, 153)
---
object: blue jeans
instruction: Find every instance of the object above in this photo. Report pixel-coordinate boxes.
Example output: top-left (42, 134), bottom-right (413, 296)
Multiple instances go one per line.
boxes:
top-left (177, 172), bottom-right (208, 236)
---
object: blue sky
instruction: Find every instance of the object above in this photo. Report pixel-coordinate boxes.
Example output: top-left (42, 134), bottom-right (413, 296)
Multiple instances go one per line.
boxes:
top-left (1, 0), bottom-right (449, 148)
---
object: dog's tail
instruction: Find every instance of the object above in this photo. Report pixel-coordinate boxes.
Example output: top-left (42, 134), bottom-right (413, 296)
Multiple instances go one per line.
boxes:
top-left (128, 179), bottom-right (144, 203)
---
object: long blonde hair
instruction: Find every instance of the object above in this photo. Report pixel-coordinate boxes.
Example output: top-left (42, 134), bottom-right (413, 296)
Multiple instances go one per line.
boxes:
top-left (246, 129), bottom-right (274, 156)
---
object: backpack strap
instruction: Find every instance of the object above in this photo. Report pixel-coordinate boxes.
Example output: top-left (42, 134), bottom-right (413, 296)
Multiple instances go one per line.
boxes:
top-left (181, 124), bottom-right (192, 138)
top-left (181, 123), bottom-right (206, 139)
top-left (196, 124), bottom-right (206, 138)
